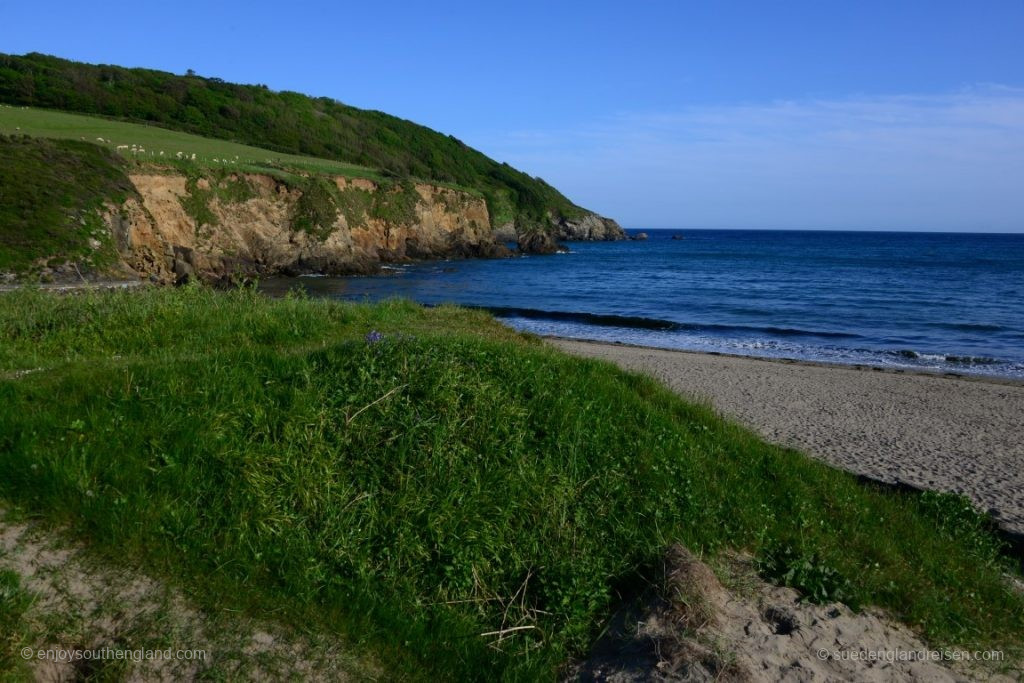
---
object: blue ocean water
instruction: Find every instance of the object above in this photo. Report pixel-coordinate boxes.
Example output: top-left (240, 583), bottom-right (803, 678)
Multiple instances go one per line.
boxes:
top-left (261, 230), bottom-right (1024, 379)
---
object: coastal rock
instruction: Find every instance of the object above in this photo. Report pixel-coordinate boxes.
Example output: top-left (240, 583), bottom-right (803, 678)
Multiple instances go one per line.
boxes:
top-left (518, 231), bottom-right (569, 255)
top-left (106, 172), bottom-right (516, 284)
top-left (552, 213), bottom-right (626, 241)
top-left (13, 167), bottom-right (622, 285)
top-left (172, 257), bottom-right (193, 280)
top-left (491, 221), bottom-right (518, 243)
top-left (671, 234), bottom-right (684, 240)
top-left (632, 232), bottom-right (649, 241)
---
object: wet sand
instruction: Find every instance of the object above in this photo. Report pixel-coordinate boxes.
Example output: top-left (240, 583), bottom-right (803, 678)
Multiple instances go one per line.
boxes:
top-left (549, 338), bottom-right (1024, 536)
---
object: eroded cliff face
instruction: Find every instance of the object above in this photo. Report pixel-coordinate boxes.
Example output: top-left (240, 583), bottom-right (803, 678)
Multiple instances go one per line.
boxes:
top-left (108, 171), bottom-right (511, 283)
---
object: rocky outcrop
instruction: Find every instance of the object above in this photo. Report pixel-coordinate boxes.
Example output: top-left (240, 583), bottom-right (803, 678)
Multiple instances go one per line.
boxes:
top-left (518, 231), bottom-right (569, 255)
top-left (552, 213), bottom-right (626, 242)
top-left (13, 166), bottom-right (623, 285)
top-left (107, 171), bottom-right (513, 284)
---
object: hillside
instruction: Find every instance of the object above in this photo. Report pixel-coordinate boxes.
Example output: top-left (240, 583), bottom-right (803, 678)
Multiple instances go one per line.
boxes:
top-left (0, 131), bottom-right (522, 284)
top-left (0, 52), bottom-right (601, 232)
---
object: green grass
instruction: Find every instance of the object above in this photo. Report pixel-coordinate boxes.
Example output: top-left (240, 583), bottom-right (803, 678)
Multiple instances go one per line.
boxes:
top-left (0, 52), bottom-right (585, 227)
top-left (0, 286), bottom-right (1020, 679)
top-left (0, 105), bottom-right (386, 181)
top-left (0, 569), bottom-right (35, 678)
top-left (0, 134), bottom-right (135, 273)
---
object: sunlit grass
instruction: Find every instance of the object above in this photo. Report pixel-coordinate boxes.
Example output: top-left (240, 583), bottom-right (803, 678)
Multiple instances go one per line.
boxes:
top-left (0, 105), bottom-right (383, 180)
top-left (0, 286), bottom-right (1020, 679)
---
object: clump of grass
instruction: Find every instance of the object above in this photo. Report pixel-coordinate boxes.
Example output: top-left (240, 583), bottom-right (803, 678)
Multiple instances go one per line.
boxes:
top-left (368, 178), bottom-right (420, 227)
top-left (0, 570), bottom-right (34, 677)
top-left (0, 286), bottom-right (1020, 679)
top-left (291, 176), bottom-right (339, 239)
top-left (0, 135), bottom-right (135, 273)
top-left (179, 176), bottom-right (218, 230)
top-left (178, 168), bottom-right (256, 233)
top-left (334, 186), bottom-right (374, 228)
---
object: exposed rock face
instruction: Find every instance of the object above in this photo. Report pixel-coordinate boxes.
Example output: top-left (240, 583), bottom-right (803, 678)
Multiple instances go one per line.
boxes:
top-left (108, 171), bottom-right (511, 283)
top-left (491, 221), bottom-right (519, 243)
top-left (518, 231), bottom-right (569, 255)
top-left (13, 168), bottom-right (623, 284)
top-left (552, 213), bottom-right (626, 241)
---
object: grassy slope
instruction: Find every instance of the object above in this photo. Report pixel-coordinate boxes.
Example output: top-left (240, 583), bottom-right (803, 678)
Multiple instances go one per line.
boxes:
top-left (0, 134), bottom-right (136, 272)
top-left (0, 53), bottom-right (584, 228)
top-left (0, 287), bottom-right (1021, 679)
top-left (0, 105), bottom-right (387, 182)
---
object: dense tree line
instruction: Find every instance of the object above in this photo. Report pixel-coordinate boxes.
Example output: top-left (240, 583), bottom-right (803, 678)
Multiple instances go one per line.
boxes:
top-left (0, 52), bottom-right (583, 227)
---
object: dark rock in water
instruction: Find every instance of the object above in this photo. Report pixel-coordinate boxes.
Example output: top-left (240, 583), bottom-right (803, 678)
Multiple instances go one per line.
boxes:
top-left (632, 232), bottom-right (649, 241)
top-left (672, 234), bottom-right (685, 240)
top-left (474, 241), bottom-right (515, 259)
top-left (518, 232), bottom-right (569, 255)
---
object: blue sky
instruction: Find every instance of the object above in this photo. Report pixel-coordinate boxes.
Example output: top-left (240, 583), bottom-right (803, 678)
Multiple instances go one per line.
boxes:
top-left (4, 0), bottom-right (1023, 231)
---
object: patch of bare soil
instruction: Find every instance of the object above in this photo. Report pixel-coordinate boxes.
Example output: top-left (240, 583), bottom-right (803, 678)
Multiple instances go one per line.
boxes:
top-left (569, 545), bottom-right (1016, 682)
top-left (0, 509), bottom-right (375, 681)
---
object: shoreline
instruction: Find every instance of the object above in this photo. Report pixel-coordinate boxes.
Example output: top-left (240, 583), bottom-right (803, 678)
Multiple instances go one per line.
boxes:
top-left (541, 334), bottom-right (1024, 387)
top-left (548, 336), bottom-right (1024, 537)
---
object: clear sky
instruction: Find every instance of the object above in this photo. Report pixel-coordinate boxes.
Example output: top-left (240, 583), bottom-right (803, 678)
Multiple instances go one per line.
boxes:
top-left (4, 0), bottom-right (1023, 231)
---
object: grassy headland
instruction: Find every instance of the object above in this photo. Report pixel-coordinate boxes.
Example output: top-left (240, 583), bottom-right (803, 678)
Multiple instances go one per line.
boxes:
top-left (0, 52), bottom-right (585, 228)
top-left (0, 286), bottom-right (1021, 679)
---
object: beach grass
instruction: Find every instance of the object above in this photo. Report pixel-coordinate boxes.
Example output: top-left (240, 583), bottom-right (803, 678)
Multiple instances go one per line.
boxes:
top-left (0, 285), bottom-right (1020, 679)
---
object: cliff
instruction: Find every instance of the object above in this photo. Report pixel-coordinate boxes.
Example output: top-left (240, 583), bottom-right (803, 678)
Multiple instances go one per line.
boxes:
top-left (109, 171), bottom-right (517, 284)
top-left (1, 135), bottom-right (624, 285)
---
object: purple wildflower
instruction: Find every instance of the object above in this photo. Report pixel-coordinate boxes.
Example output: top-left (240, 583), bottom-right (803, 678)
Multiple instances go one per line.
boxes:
top-left (365, 330), bottom-right (385, 345)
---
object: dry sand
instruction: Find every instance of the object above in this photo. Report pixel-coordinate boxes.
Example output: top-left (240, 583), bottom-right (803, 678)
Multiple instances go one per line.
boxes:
top-left (573, 546), bottom-right (1003, 682)
top-left (549, 339), bottom-right (1024, 536)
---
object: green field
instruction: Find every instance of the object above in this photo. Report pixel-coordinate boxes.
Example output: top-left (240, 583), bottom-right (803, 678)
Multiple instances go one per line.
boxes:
top-left (0, 105), bottom-right (385, 181)
top-left (0, 286), bottom-right (1021, 679)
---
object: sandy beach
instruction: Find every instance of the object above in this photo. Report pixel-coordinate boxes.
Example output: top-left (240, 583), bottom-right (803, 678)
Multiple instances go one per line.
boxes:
top-left (550, 338), bottom-right (1024, 536)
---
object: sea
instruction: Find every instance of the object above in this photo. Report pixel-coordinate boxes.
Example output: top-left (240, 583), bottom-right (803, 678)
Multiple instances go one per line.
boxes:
top-left (260, 230), bottom-right (1024, 380)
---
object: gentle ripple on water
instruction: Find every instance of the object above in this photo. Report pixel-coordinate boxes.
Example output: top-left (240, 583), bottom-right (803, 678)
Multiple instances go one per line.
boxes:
top-left (260, 229), bottom-right (1024, 379)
